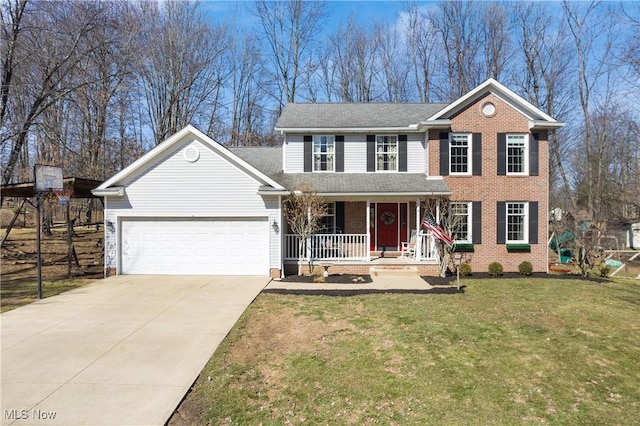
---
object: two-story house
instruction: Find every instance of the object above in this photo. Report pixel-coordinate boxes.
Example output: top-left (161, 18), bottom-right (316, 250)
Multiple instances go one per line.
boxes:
top-left (94, 79), bottom-right (563, 277)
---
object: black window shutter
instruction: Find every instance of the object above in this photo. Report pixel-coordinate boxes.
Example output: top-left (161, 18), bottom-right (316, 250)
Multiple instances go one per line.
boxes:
top-left (367, 135), bottom-right (376, 172)
top-left (335, 135), bottom-right (344, 172)
top-left (497, 201), bottom-right (506, 244)
top-left (530, 133), bottom-right (539, 176)
top-left (439, 132), bottom-right (449, 176)
top-left (303, 135), bottom-right (312, 172)
top-left (472, 133), bottom-right (482, 176)
top-left (335, 202), bottom-right (345, 233)
top-left (529, 201), bottom-right (539, 244)
top-left (497, 133), bottom-right (506, 176)
top-left (398, 134), bottom-right (408, 172)
top-left (472, 201), bottom-right (482, 244)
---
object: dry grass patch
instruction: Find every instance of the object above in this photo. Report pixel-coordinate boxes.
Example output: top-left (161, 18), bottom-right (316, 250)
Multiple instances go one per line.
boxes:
top-left (169, 278), bottom-right (640, 425)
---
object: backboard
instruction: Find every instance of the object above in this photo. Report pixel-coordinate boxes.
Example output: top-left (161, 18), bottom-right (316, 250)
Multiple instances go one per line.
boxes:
top-left (34, 164), bottom-right (63, 192)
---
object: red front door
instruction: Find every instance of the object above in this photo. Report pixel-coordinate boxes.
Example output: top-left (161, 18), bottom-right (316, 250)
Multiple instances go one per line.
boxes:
top-left (376, 203), bottom-right (399, 250)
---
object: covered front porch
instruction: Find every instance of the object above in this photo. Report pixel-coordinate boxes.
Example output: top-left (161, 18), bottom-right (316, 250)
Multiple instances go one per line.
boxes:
top-left (283, 199), bottom-right (445, 263)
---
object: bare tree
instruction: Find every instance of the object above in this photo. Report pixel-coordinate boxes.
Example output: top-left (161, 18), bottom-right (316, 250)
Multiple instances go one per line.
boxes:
top-left (513, 2), bottom-right (575, 209)
top-left (283, 182), bottom-right (327, 275)
top-left (329, 17), bottom-right (378, 102)
top-left (562, 0), bottom-right (619, 221)
top-left (138, 0), bottom-right (230, 145)
top-left (429, 0), bottom-right (483, 101)
top-left (1, 0), bottom-right (106, 185)
top-left (228, 32), bottom-right (269, 146)
top-left (481, 3), bottom-right (512, 81)
top-left (403, 3), bottom-right (439, 102)
top-left (374, 22), bottom-right (410, 102)
top-left (255, 0), bottom-right (327, 108)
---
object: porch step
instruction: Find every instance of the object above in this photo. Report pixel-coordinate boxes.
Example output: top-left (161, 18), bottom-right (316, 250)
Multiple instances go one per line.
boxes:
top-left (369, 265), bottom-right (420, 277)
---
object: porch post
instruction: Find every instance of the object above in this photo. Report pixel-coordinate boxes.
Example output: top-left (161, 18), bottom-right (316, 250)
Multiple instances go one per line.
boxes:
top-left (415, 198), bottom-right (421, 260)
top-left (366, 199), bottom-right (371, 261)
top-left (306, 206), bottom-right (312, 261)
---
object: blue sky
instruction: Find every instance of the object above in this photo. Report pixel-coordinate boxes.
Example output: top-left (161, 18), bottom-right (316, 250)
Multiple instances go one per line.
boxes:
top-left (201, 0), bottom-right (410, 31)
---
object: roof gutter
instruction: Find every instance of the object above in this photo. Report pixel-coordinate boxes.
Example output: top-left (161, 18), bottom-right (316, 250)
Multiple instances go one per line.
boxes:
top-left (529, 120), bottom-right (565, 130)
top-left (416, 119), bottom-right (453, 131)
top-left (91, 187), bottom-right (125, 197)
top-left (257, 189), bottom-right (452, 197)
top-left (275, 126), bottom-right (421, 134)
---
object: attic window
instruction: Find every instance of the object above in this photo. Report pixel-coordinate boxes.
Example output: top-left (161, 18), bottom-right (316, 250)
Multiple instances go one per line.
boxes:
top-left (183, 146), bottom-right (200, 163)
top-left (481, 102), bottom-right (496, 117)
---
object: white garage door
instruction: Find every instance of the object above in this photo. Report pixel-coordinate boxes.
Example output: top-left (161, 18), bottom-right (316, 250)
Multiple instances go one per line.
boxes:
top-left (120, 218), bottom-right (269, 275)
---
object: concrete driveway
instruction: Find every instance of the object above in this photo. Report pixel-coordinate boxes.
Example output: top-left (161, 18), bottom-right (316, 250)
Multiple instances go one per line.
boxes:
top-left (1, 275), bottom-right (269, 425)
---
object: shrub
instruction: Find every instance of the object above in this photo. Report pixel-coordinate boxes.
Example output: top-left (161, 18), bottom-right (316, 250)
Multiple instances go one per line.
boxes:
top-left (459, 263), bottom-right (472, 276)
top-left (518, 261), bottom-right (533, 276)
top-left (488, 262), bottom-right (503, 277)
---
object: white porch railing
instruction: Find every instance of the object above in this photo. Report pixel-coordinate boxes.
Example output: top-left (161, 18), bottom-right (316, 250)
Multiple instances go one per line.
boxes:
top-left (284, 234), bottom-right (367, 260)
top-left (417, 232), bottom-right (438, 261)
top-left (284, 232), bottom-right (439, 262)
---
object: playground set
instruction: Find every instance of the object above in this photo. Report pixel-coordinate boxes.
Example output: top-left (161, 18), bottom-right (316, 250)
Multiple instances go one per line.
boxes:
top-left (548, 221), bottom-right (640, 279)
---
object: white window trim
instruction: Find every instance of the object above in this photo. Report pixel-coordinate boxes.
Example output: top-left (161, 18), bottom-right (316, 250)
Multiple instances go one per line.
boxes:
top-left (312, 135), bottom-right (335, 172)
top-left (506, 134), bottom-right (529, 176)
top-left (506, 201), bottom-right (529, 244)
top-left (451, 201), bottom-right (472, 243)
top-left (450, 133), bottom-right (472, 176)
top-left (375, 135), bottom-right (398, 172)
top-left (321, 202), bottom-right (336, 233)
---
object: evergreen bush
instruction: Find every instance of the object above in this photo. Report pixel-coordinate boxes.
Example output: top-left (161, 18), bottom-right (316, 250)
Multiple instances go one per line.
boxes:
top-left (518, 261), bottom-right (533, 276)
top-left (488, 262), bottom-right (503, 276)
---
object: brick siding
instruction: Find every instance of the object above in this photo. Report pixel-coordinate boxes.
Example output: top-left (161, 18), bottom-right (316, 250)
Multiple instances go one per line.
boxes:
top-left (429, 93), bottom-right (550, 273)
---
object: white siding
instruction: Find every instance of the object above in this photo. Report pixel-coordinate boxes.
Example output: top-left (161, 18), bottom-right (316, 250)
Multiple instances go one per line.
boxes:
top-left (407, 134), bottom-right (426, 173)
top-left (263, 196), bottom-right (282, 272)
top-left (103, 136), bottom-right (281, 273)
top-left (344, 135), bottom-right (368, 172)
top-left (282, 132), bottom-right (426, 174)
top-left (284, 134), bottom-right (305, 172)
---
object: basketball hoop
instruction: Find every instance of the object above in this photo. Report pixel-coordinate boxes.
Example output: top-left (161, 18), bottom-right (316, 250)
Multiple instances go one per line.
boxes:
top-left (53, 185), bottom-right (74, 206)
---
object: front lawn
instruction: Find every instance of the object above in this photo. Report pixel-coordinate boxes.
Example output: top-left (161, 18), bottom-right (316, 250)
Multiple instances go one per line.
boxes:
top-left (170, 278), bottom-right (640, 425)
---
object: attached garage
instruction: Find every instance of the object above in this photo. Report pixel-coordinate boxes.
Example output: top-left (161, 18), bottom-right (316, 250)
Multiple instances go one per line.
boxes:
top-left (94, 126), bottom-right (285, 278)
top-left (119, 218), bottom-right (269, 275)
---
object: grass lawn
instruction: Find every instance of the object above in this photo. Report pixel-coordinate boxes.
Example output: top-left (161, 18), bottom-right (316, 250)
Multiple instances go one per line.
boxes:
top-left (171, 277), bottom-right (640, 425)
top-left (0, 278), bottom-right (93, 313)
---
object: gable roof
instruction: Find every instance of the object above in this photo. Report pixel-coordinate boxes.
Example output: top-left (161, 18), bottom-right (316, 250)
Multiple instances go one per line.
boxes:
top-left (424, 78), bottom-right (564, 129)
top-left (230, 147), bottom-right (451, 196)
top-left (274, 79), bottom-right (563, 132)
top-left (275, 103), bottom-right (448, 132)
top-left (94, 125), bottom-right (285, 194)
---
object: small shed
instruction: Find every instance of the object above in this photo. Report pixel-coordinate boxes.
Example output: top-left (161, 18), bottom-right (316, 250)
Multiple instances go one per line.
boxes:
top-left (629, 223), bottom-right (640, 250)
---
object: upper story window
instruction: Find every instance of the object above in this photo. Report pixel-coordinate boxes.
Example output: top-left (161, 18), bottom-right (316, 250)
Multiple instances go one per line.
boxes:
top-left (313, 135), bottom-right (334, 171)
top-left (451, 202), bottom-right (472, 243)
top-left (376, 135), bottom-right (397, 171)
top-left (507, 134), bottom-right (528, 175)
top-left (450, 134), bottom-right (471, 175)
top-left (507, 202), bottom-right (528, 243)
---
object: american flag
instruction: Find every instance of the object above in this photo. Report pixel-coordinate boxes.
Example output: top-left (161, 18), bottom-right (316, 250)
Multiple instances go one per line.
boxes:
top-left (421, 212), bottom-right (454, 246)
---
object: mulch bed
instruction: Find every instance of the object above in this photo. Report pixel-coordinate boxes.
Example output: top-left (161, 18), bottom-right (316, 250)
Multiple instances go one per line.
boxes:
top-left (280, 272), bottom-right (611, 287)
top-left (423, 272), bottom-right (611, 286)
top-left (280, 274), bottom-right (373, 284)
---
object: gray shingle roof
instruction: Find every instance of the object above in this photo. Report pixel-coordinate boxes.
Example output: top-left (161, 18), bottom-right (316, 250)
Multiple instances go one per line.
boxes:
top-left (275, 103), bottom-right (449, 129)
top-left (229, 147), bottom-right (451, 195)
